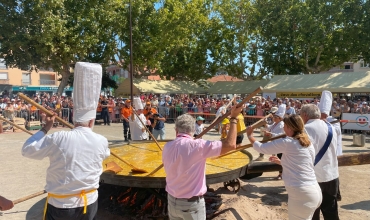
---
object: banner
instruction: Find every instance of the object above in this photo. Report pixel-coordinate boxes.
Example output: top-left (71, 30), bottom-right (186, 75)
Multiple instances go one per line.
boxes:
top-left (342, 113), bottom-right (370, 131)
top-left (276, 92), bottom-right (321, 98)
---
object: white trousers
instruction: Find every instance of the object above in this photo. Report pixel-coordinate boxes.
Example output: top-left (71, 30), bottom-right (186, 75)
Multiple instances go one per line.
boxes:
top-left (285, 183), bottom-right (322, 220)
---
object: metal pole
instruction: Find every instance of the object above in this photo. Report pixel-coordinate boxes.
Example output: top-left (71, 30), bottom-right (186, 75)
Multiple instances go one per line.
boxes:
top-left (129, 0), bottom-right (134, 102)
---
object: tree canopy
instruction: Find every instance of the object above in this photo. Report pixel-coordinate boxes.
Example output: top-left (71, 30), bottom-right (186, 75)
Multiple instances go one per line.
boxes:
top-left (1, 0), bottom-right (369, 92)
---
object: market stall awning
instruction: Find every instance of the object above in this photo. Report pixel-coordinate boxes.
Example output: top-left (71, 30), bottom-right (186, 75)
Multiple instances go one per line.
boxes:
top-left (207, 80), bottom-right (269, 94)
top-left (263, 72), bottom-right (370, 93)
top-left (115, 79), bottom-right (206, 96)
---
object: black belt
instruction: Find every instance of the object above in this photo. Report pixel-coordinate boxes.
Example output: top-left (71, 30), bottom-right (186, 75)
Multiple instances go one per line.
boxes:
top-left (187, 195), bottom-right (203, 202)
top-left (180, 195), bottom-right (203, 202)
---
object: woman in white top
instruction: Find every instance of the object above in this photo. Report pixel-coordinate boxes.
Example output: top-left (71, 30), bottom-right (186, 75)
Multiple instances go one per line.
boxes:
top-left (246, 115), bottom-right (322, 220)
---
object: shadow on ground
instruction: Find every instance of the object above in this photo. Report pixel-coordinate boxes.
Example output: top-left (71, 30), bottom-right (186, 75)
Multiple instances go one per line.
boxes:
top-left (341, 200), bottom-right (370, 211)
top-left (25, 198), bottom-right (45, 220)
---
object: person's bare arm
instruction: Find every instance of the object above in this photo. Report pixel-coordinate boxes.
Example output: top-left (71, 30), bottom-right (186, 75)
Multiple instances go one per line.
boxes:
top-left (220, 105), bottom-right (243, 155)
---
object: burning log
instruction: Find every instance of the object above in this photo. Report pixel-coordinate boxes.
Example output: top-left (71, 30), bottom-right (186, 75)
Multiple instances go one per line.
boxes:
top-left (98, 184), bottom-right (225, 219)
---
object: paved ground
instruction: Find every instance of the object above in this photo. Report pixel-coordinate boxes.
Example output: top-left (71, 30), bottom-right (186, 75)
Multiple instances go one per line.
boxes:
top-left (0, 122), bottom-right (369, 219)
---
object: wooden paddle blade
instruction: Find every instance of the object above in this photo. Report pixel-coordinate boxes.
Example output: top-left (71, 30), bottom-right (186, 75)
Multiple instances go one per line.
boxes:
top-left (104, 162), bottom-right (123, 174)
top-left (131, 168), bottom-right (148, 173)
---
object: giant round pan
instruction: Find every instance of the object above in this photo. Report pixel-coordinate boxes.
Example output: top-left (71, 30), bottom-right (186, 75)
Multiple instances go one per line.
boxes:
top-left (101, 140), bottom-right (252, 188)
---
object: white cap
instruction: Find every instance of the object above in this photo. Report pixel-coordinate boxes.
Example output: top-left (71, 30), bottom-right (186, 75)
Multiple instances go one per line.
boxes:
top-left (133, 97), bottom-right (143, 109)
top-left (275, 104), bottom-right (286, 118)
top-left (319, 90), bottom-right (332, 115)
top-left (73, 62), bottom-right (102, 122)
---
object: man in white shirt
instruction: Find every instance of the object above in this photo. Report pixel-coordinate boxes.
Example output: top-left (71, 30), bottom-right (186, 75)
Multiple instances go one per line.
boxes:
top-left (22, 62), bottom-right (110, 220)
top-left (300, 104), bottom-right (339, 220)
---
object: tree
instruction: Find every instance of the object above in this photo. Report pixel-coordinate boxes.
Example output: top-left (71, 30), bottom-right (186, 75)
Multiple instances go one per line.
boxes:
top-left (208, 0), bottom-right (258, 79)
top-left (254, 0), bottom-right (364, 75)
top-left (0, 0), bottom-right (121, 94)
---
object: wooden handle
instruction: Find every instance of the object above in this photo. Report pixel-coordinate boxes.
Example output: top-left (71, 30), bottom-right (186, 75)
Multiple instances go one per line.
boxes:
top-left (195, 87), bottom-right (262, 139)
top-left (13, 190), bottom-right (46, 204)
top-left (209, 95), bottom-right (236, 125)
top-left (146, 164), bottom-right (164, 176)
top-left (110, 151), bottom-right (147, 173)
top-left (217, 134), bottom-right (286, 158)
top-left (132, 109), bottom-right (162, 151)
top-left (0, 116), bottom-right (33, 135)
top-left (18, 93), bottom-right (74, 129)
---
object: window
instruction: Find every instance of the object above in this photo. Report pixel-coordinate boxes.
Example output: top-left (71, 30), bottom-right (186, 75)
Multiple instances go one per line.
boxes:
top-left (22, 73), bottom-right (31, 85)
top-left (0, 59), bottom-right (6, 70)
top-left (0, 72), bottom-right (8, 79)
top-left (360, 61), bottom-right (369, 68)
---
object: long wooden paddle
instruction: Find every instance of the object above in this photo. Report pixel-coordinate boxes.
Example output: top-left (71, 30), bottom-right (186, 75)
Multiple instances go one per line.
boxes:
top-left (196, 87), bottom-right (262, 139)
top-left (0, 116), bottom-right (33, 135)
top-left (146, 87), bottom-right (263, 176)
top-left (110, 152), bottom-right (148, 173)
top-left (216, 134), bottom-right (287, 158)
top-left (208, 95), bottom-right (236, 128)
top-left (18, 93), bottom-right (74, 129)
top-left (12, 190), bottom-right (47, 205)
top-left (9, 161), bottom-right (122, 206)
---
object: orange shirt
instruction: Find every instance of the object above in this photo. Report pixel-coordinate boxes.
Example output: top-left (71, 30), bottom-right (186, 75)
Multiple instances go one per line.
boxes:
top-left (30, 105), bottom-right (37, 112)
top-left (143, 108), bottom-right (157, 119)
top-left (97, 103), bottom-right (102, 112)
top-left (121, 106), bottom-right (132, 118)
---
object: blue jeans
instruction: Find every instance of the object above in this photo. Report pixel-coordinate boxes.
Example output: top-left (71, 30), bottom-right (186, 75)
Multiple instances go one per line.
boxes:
top-left (167, 194), bottom-right (205, 220)
top-left (152, 128), bottom-right (165, 140)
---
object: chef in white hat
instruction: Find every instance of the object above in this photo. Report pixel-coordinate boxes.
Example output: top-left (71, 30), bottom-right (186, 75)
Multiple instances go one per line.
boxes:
top-left (319, 90), bottom-right (343, 203)
top-left (22, 62), bottom-right (110, 220)
top-left (319, 90), bottom-right (342, 156)
top-left (255, 105), bottom-right (286, 168)
top-left (129, 97), bottom-right (148, 140)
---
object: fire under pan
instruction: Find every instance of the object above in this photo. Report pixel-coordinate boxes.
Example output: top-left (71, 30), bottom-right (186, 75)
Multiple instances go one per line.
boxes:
top-left (100, 140), bottom-right (252, 188)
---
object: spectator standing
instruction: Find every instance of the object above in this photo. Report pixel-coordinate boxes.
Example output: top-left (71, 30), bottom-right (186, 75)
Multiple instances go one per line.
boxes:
top-left (100, 96), bottom-right (110, 126)
top-left (285, 103), bottom-right (296, 115)
top-left (194, 116), bottom-right (205, 138)
top-left (121, 100), bottom-right (132, 141)
top-left (151, 96), bottom-right (159, 110)
top-left (256, 99), bottom-right (264, 116)
top-left (360, 102), bottom-right (369, 114)
top-left (149, 112), bottom-right (166, 140)
top-left (350, 103), bottom-right (360, 113)
top-left (108, 97), bottom-right (115, 123)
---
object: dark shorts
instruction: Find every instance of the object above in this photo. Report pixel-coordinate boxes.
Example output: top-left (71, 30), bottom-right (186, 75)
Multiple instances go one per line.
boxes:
top-left (236, 134), bottom-right (244, 145)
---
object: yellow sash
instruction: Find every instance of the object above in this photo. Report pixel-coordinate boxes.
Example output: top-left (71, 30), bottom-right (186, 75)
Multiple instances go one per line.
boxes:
top-left (43, 189), bottom-right (96, 220)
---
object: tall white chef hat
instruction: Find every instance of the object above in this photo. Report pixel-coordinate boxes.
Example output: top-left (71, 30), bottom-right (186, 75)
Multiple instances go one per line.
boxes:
top-left (275, 104), bottom-right (286, 118)
top-left (73, 62), bottom-right (102, 122)
top-left (319, 90), bottom-right (332, 115)
top-left (133, 97), bottom-right (144, 110)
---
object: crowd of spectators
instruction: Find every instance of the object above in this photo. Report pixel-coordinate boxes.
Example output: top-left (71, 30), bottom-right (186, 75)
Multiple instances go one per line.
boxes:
top-left (0, 92), bottom-right (369, 131)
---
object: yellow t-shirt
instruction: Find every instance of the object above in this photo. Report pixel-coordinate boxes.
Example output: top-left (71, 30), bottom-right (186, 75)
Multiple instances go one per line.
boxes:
top-left (236, 113), bottom-right (246, 133)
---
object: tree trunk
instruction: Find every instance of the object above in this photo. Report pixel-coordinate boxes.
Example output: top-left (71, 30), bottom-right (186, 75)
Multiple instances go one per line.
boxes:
top-left (57, 66), bottom-right (71, 95)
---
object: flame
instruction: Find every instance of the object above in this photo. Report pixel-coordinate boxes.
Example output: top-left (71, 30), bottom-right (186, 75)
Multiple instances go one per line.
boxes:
top-left (117, 188), bottom-right (132, 204)
top-left (130, 192), bottom-right (137, 206)
top-left (141, 196), bottom-right (155, 212)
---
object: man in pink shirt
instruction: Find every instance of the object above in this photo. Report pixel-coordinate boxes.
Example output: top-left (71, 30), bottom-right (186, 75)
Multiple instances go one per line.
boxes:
top-left (162, 105), bottom-right (242, 219)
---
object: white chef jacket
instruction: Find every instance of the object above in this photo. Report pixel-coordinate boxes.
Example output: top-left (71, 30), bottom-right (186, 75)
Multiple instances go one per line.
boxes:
top-left (129, 113), bottom-right (148, 140)
top-left (305, 119), bottom-right (339, 183)
top-left (267, 121), bottom-right (285, 137)
top-left (253, 137), bottom-right (317, 187)
top-left (22, 127), bottom-right (110, 208)
top-left (326, 116), bottom-right (343, 156)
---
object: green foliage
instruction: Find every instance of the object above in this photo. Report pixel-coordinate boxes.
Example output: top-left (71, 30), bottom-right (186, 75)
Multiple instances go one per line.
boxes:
top-left (1, 0), bottom-right (369, 89)
top-left (0, 0), bottom-right (121, 94)
top-left (254, 0), bottom-right (365, 75)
